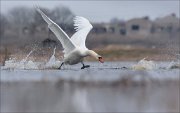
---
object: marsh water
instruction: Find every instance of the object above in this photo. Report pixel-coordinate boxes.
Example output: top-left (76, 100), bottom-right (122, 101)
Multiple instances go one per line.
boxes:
top-left (0, 61), bottom-right (179, 112)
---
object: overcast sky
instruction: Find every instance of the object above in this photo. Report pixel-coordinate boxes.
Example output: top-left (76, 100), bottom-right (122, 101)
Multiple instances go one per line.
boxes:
top-left (0, 0), bottom-right (179, 22)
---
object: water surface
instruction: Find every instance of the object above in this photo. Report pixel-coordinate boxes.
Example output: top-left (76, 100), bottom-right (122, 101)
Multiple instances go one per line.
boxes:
top-left (1, 62), bottom-right (179, 112)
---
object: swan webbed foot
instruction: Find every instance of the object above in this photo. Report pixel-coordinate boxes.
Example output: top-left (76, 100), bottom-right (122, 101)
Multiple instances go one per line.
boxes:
top-left (81, 65), bottom-right (90, 69)
top-left (58, 67), bottom-right (61, 70)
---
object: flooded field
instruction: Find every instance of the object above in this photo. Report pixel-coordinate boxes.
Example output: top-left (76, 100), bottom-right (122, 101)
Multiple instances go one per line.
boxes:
top-left (0, 61), bottom-right (179, 112)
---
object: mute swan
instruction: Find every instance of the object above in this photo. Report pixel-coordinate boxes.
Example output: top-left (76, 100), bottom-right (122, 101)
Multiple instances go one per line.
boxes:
top-left (36, 8), bottom-right (104, 69)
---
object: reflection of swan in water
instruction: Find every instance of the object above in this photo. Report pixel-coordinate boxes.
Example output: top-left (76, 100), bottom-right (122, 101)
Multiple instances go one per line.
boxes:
top-left (56, 83), bottom-right (92, 112)
top-left (72, 88), bottom-right (92, 112)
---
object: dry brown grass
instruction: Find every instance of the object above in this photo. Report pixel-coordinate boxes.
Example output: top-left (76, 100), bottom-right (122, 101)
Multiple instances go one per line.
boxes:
top-left (0, 45), bottom-right (177, 64)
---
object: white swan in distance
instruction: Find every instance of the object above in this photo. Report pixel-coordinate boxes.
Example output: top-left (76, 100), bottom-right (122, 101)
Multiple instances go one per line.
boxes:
top-left (36, 8), bottom-right (104, 69)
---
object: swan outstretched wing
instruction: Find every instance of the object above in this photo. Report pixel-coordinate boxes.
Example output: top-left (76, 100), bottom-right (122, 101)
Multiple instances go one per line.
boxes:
top-left (36, 8), bottom-right (76, 57)
top-left (71, 16), bottom-right (93, 49)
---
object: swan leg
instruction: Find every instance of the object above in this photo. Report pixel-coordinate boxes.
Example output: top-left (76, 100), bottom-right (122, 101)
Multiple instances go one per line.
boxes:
top-left (58, 62), bottom-right (64, 70)
top-left (81, 62), bottom-right (90, 69)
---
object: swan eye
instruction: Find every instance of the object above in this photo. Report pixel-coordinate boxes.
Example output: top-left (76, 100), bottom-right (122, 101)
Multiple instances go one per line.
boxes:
top-left (98, 57), bottom-right (102, 59)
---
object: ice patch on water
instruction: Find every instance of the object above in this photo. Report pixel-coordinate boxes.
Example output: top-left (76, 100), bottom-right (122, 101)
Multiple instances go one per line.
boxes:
top-left (132, 58), bottom-right (157, 70)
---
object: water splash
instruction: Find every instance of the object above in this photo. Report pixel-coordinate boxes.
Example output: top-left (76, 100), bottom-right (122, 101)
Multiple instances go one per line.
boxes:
top-left (20, 49), bottom-right (34, 63)
top-left (132, 58), bottom-right (157, 70)
top-left (1, 47), bottom-right (63, 70)
top-left (1, 48), bottom-right (179, 70)
top-left (2, 50), bottom-right (38, 70)
top-left (167, 60), bottom-right (180, 69)
top-left (45, 47), bottom-right (61, 69)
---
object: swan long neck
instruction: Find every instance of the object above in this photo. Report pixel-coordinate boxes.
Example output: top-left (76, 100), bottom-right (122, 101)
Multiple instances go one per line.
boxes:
top-left (86, 50), bottom-right (100, 59)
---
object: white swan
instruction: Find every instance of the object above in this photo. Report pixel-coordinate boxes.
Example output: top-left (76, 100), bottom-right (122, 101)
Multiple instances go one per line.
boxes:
top-left (36, 8), bottom-right (104, 69)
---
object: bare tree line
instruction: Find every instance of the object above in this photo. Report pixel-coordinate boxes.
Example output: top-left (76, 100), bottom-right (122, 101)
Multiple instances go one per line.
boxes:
top-left (0, 5), bottom-right (74, 46)
top-left (0, 5), bottom-right (179, 51)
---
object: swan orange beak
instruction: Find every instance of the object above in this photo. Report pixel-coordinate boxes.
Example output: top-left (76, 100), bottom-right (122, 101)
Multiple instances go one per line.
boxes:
top-left (98, 57), bottom-right (104, 63)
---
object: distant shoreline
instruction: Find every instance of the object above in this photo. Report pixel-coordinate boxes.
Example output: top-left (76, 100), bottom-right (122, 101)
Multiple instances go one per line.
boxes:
top-left (0, 46), bottom-right (177, 65)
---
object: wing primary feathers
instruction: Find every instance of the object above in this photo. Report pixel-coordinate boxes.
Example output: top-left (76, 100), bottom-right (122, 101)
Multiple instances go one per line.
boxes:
top-left (36, 7), bottom-right (76, 57)
top-left (70, 16), bottom-right (93, 49)
top-left (73, 16), bottom-right (93, 31)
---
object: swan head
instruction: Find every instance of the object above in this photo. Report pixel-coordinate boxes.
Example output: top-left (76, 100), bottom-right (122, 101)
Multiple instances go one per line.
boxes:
top-left (87, 50), bottom-right (104, 63)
